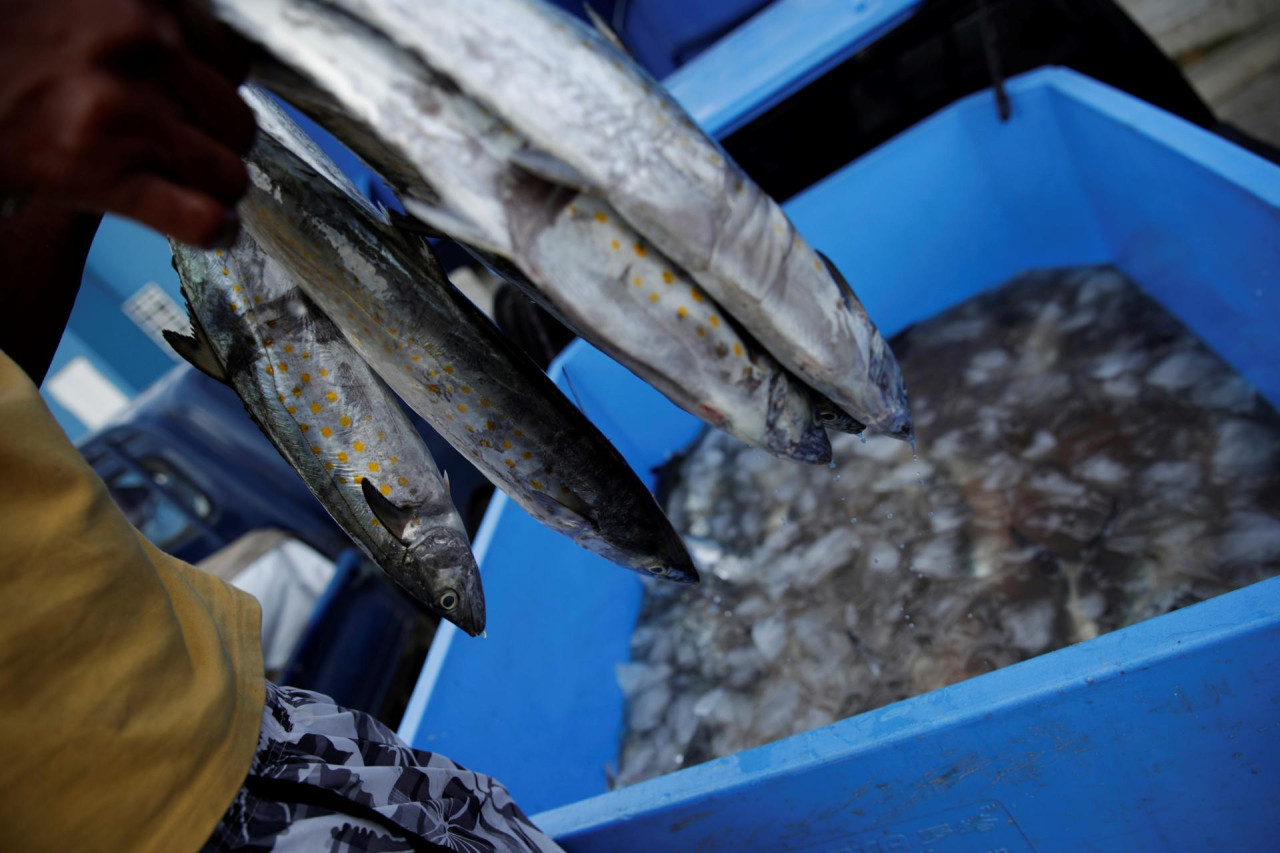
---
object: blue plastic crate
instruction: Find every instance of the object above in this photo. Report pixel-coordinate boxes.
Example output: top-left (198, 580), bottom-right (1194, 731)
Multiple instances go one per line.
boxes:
top-left (398, 4), bottom-right (1280, 848)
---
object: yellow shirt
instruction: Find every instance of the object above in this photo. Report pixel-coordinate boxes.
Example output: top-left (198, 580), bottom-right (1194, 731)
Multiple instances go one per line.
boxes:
top-left (0, 350), bottom-right (265, 850)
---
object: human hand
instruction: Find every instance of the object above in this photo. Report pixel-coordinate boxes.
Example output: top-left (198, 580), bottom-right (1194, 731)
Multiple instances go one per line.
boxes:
top-left (0, 0), bottom-right (256, 246)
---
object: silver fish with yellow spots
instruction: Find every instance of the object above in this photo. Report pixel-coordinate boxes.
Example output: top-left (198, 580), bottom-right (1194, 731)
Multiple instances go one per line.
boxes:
top-left (519, 196), bottom-right (833, 463)
top-left (166, 230), bottom-right (487, 635)
top-left (201, 0), bottom-right (831, 463)
top-left (236, 88), bottom-right (698, 583)
top-left (325, 0), bottom-right (913, 439)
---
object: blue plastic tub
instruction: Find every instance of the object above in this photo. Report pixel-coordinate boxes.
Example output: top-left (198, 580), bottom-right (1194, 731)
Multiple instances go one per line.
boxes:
top-left (398, 10), bottom-right (1280, 850)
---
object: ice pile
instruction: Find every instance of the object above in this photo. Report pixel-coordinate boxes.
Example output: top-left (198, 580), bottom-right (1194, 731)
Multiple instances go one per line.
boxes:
top-left (612, 266), bottom-right (1280, 789)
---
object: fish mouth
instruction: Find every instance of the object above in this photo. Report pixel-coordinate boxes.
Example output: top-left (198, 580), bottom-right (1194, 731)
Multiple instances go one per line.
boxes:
top-left (584, 540), bottom-right (701, 584)
top-left (868, 408), bottom-right (915, 442)
top-left (650, 525), bottom-right (700, 584)
top-left (448, 595), bottom-right (487, 637)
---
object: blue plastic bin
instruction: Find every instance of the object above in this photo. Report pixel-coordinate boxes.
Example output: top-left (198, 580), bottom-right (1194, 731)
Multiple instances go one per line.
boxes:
top-left (398, 4), bottom-right (1280, 849)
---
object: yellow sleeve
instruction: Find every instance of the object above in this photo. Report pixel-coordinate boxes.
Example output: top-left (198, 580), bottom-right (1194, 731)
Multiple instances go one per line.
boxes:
top-left (0, 351), bottom-right (266, 851)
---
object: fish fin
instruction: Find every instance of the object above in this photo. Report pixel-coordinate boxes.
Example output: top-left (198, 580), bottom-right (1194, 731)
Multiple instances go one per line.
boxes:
top-left (400, 197), bottom-right (512, 256)
top-left (509, 146), bottom-right (594, 193)
top-left (530, 487), bottom-right (593, 530)
top-left (561, 367), bottom-right (587, 413)
top-left (388, 207), bottom-right (448, 240)
top-left (815, 249), bottom-right (859, 311)
top-left (583, 4), bottom-right (633, 59)
top-left (164, 323), bottom-right (228, 384)
top-left (361, 476), bottom-right (416, 544)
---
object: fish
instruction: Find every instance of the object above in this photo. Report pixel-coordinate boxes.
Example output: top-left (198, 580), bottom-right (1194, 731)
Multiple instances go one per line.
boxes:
top-left (235, 86), bottom-right (698, 583)
top-left (516, 195), bottom-right (832, 464)
top-left (325, 0), bottom-right (913, 439)
top-left (202, 0), bottom-right (831, 463)
top-left (166, 228), bottom-right (487, 635)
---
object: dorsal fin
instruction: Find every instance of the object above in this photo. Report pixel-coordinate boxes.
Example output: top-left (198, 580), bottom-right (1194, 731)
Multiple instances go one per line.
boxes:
top-left (361, 476), bottom-right (417, 543)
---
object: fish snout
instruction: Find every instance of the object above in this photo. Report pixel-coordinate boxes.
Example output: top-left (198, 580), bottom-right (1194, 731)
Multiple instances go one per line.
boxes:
top-left (450, 591), bottom-right (487, 637)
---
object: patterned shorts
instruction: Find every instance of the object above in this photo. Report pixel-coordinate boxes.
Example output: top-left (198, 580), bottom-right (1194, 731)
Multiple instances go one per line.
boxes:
top-left (204, 682), bottom-right (564, 853)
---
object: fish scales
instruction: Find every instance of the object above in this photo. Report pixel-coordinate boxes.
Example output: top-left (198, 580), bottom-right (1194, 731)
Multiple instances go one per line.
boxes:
top-left (328, 0), bottom-right (913, 437)
top-left (168, 224), bottom-right (485, 634)
top-left (238, 91), bottom-right (697, 582)
top-left (520, 196), bottom-right (831, 464)
top-left (204, 0), bottom-right (829, 462)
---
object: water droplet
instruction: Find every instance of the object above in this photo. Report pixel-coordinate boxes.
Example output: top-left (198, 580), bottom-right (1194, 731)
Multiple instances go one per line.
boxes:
top-left (713, 595), bottom-right (722, 604)
top-left (481, 630), bottom-right (488, 639)
top-left (918, 479), bottom-right (926, 486)
top-left (828, 461), bottom-right (837, 470)
top-left (909, 622), bottom-right (916, 630)
top-left (928, 511), bottom-right (935, 517)
top-left (887, 512), bottom-right (894, 519)
top-left (850, 517), bottom-right (858, 523)
top-left (860, 436), bottom-right (867, 445)
top-left (833, 474), bottom-right (841, 482)
top-left (899, 543), bottom-right (905, 549)
top-left (967, 612), bottom-right (974, 619)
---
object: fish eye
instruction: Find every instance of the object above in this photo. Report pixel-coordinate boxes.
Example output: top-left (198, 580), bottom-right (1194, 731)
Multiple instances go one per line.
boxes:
top-left (819, 411), bottom-right (840, 424)
top-left (648, 565), bottom-right (668, 576)
top-left (437, 589), bottom-right (459, 610)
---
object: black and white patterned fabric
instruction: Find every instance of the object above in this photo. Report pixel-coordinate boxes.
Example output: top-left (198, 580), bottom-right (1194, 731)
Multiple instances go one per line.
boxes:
top-left (204, 683), bottom-right (563, 852)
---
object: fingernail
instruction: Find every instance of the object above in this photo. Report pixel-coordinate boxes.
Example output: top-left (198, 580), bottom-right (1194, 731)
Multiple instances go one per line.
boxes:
top-left (207, 210), bottom-right (241, 249)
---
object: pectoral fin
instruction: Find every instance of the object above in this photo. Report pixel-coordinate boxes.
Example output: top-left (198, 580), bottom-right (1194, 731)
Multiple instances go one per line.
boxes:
top-left (164, 311), bottom-right (228, 383)
top-left (510, 146), bottom-right (594, 193)
top-left (584, 4), bottom-right (634, 59)
top-left (530, 487), bottom-right (593, 531)
top-left (361, 476), bottom-right (416, 544)
top-left (815, 249), bottom-right (859, 312)
top-left (388, 207), bottom-right (447, 240)
top-left (400, 197), bottom-right (512, 256)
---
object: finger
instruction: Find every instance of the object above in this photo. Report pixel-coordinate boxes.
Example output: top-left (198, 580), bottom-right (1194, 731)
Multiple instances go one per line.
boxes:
top-left (155, 117), bottom-right (250, 204)
top-left (18, 72), bottom-right (183, 193)
top-left (86, 173), bottom-right (239, 247)
top-left (82, 88), bottom-right (249, 204)
top-left (161, 48), bottom-right (257, 154)
top-left (170, 0), bottom-right (253, 84)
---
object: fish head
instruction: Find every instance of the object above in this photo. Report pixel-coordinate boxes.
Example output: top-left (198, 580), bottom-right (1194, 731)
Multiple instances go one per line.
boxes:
top-left (582, 505), bottom-right (701, 585)
top-left (812, 394), bottom-right (867, 435)
top-left (532, 486), bottom-right (699, 584)
top-left (760, 368), bottom-right (833, 464)
top-left (362, 478), bottom-right (486, 635)
top-left (814, 252), bottom-right (914, 440)
top-left (862, 333), bottom-right (914, 442)
top-left (401, 525), bottom-right (487, 637)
